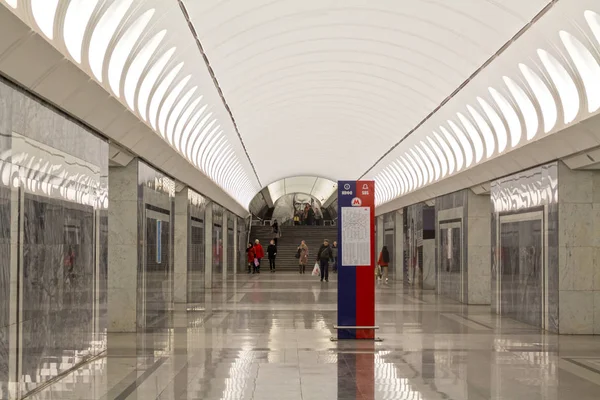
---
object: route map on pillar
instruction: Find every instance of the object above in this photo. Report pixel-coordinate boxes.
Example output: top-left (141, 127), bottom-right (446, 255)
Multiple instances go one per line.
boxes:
top-left (341, 206), bottom-right (371, 266)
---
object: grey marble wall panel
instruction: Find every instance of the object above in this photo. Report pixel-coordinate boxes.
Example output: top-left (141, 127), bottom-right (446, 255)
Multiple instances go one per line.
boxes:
top-left (137, 161), bottom-right (175, 329)
top-left (21, 195), bottom-right (96, 387)
top-left (0, 77), bottom-right (108, 394)
top-left (491, 162), bottom-right (559, 332)
top-left (438, 224), bottom-right (463, 302)
top-left (188, 190), bottom-right (207, 303)
top-left (499, 219), bottom-right (543, 328)
top-left (212, 204), bottom-right (224, 284)
top-left (0, 186), bottom-right (9, 399)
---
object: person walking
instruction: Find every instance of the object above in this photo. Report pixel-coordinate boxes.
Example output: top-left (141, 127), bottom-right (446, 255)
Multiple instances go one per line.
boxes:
top-left (267, 239), bottom-right (277, 273)
top-left (254, 239), bottom-right (264, 273)
top-left (246, 243), bottom-right (256, 274)
top-left (331, 241), bottom-right (339, 273)
top-left (378, 246), bottom-right (390, 283)
top-left (317, 239), bottom-right (333, 282)
top-left (298, 240), bottom-right (309, 274)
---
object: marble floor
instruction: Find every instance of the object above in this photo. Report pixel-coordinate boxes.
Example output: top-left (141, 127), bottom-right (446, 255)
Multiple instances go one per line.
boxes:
top-left (23, 273), bottom-right (600, 400)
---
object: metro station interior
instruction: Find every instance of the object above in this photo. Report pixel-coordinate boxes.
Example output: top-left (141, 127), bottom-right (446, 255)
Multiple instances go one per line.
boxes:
top-left (2, 0), bottom-right (600, 399)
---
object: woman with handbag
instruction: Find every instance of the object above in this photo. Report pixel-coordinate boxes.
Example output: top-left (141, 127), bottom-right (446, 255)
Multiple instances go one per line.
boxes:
top-left (246, 243), bottom-right (256, 274)
top-left (297, 240), bottom-right (309, 274)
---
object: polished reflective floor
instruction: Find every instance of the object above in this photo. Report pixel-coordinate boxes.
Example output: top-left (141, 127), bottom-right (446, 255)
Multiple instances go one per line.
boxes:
top-left (25, 273), bottom-right (600, 399)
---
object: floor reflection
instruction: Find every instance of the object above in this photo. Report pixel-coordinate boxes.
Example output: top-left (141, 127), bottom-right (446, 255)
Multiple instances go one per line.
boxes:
top-left (20, 273), bottom-right (600, 400)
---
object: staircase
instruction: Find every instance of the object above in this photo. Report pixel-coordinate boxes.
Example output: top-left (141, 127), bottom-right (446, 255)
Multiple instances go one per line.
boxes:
top-left (249, 225), bottom-right (338, 272)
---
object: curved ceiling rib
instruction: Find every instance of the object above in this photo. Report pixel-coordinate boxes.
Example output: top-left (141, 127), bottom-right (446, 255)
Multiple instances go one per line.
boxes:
top-left (10, 0), bottom-right (261, 208)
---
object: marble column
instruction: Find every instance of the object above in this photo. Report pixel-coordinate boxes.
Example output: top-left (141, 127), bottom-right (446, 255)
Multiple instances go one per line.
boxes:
top-left (557, 162), bottom-right (600, 334)
top-left (204, 202), bottom-right (213, 289)
top-left (376, 215), bottom-right (384, 257)
top-left (108, 161), bottom-right (138, 332)
top-left (174, 188), bottom-right (189, 303)
top-left (222, 211), bottom-right (228, 283)
top-left (394, 209), bottom-right (404, 282)
top-left (233, 217), bottom-right (238, 276)
top-left (466, 191), bottom-right (491, 305)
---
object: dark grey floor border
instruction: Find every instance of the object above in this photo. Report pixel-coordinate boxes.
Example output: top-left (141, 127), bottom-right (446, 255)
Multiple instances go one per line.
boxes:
top-left (564, 358), bottom-right (600, 376)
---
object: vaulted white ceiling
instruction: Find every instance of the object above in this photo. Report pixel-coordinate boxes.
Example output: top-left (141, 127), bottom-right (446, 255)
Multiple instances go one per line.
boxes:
top-left (183, 0), bottom-right (551, 187)
top-left (7, 0), bottom-right (600, 212)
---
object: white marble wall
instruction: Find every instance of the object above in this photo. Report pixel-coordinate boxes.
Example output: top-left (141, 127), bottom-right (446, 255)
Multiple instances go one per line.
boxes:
top-left (174, 189), bottom-right (189, 303)
top-left (467, 191), bottom-right (491, 305)
top-left (557, 162), bottom-right (600, 334)
top-left (108, 161), bottom-right (138, 332)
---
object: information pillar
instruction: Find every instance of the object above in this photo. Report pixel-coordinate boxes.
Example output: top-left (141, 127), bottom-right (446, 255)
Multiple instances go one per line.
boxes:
top-left (337, 180), bottom-right (376, 340)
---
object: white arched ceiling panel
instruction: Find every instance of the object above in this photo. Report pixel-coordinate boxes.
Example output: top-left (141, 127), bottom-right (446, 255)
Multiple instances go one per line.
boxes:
top-left (165, 86), bottom-right (197, 145)
top-left (478, 97), bottom-right (507, 153)
top-left (88, 0), bottom-right (134, 82)
top-left (458, 112), bottom-right (485, 162)
top-left (149, 63), bottom-right (184, 130)
top-left (4, 0), bottom-right (16, 8)
top-left (427, 136), bottom-right (448, 178)
top-left (537, 49), bottom-right (579, 124)
top-left (125, 30), bottom-right (167, 109)
top-left (559, 30), bottom-right (600, 113)
top-left (448, 120), bottom-right (474, 168)
top-left (137, 47), bottom-right (176, 120)
top-left (406, 153), bottom-right (423, 188)
top-left (31, 0), bottom-right (59, 40)
top-left (585, 11), bottom-right (600, 47)
top-left (63, 0), bottom-right (99, 64)
top-left (503, 76), bottom-right (539, 140)
top-left (172, 96), bottom-right (202, 148)
top-left (158, 75), bottom-right (191, 136)
top-left (410, 149), bottom-right (429, 185)
top-left (518, 63), bottom-right (557, 133)
top-left (416, 146), bottom-right (434, 184)
top-left (466, 105), bottom-right (495, 158)
top-left (433, 132), bottom-right (454, 176)
top-left (108, 8), bottom-right (155, 97)
top-left (440, 127), bottom-right (463, 172)
top-left (420, 141), bottom-right (440, 181)
top-left (489, 87), bottom-right (522, 148)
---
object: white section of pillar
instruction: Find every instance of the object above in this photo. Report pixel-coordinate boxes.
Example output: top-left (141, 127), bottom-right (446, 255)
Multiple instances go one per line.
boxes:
top-left (204, 202), bottom-right (213, 289)
top-left (107, 162), bottom-right (139, 332)
top-left (174, 188), bottom-right (189, 303)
